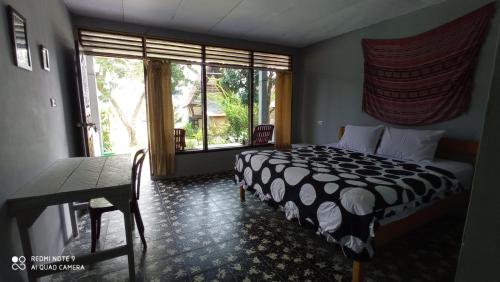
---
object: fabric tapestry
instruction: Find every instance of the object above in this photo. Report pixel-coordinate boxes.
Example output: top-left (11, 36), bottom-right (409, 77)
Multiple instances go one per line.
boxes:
top-left (362, 3), bottom-right (496, 125)
top-left (234, 146), bottom-right (462, 261)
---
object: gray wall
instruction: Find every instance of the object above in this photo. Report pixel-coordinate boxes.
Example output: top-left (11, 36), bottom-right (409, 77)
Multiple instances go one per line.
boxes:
top-left (456, 28), bottom-right (500, 282)
top-left (297, 0), bottom-right (500, 144)
top-left (71, 15), bottom-right (300, 177)
top-left (0, 0), bottom-right (78, 280)
top-left (173, 146), bottom-right (272, 178)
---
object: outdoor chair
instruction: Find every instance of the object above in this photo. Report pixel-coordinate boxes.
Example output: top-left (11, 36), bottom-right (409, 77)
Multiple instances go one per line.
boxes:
top-left (253, 124), bottom-right (274, 145)
top-left (174, 128), bottom-right (186, 151)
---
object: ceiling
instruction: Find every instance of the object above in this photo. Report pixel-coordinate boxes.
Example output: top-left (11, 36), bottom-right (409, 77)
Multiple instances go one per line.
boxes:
top-left (64, 0), bottom-right (443, 48)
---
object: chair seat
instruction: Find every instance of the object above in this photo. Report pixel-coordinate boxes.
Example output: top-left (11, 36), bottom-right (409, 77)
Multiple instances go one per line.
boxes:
top-left (89, 197), bottom-right (114, 209)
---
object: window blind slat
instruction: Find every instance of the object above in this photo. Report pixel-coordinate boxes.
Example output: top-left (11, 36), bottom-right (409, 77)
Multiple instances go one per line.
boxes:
top-left (81, 36), bottom-right (143, 47)
top-left (80, 30), bottom-right (142, 42)
top-left (205, 59), bottom-right (251, 67)
top-left (82, 42), bottom-right (143, 52)
top-left (146, 44), bottom-right (201, 53)
top-left (146, 39), bottom-right (202, 49)
top-left (205, 54), bottom-right (250, 63)
top-left (82, 47), bottom-right (143, 57)
top-left (147, 53), bottom-right (203, 63)
top-left (146, 47), bottom-right (202, 57)
top-left (254, 56), bottom-right (290, 63)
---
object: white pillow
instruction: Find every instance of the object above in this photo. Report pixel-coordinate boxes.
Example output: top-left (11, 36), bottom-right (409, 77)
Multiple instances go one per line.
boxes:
top-left (335, 125), bottom-right (384, 154)
top-left (376, 127), bottom-right (444, 162)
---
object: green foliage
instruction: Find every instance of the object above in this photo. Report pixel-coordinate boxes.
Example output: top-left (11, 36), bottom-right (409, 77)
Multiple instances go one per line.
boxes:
top-left (171, 63), bottom-right (193, 95)
top-left (221, 94), bottom-right (248, 143)
top-left (184, 122), bottom-right (198, 138)
top-left (100, 110), bottom-right (112, 153)
top-left (185, 138), bottom-right (199, 150)
top-left (214, 78), bottom-right (248, 144)
top-left (183, 122), bottom-right (203, 149)
top-left (207, 121), bottom-right (230, 145)
top-left (219, 68), bottom-right (249, 104)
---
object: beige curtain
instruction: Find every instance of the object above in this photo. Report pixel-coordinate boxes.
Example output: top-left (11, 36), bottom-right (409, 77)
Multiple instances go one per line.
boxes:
top-left (275, 71), bottom-right (293, 150)
top-left (146, 60), bottom-right (175, 179)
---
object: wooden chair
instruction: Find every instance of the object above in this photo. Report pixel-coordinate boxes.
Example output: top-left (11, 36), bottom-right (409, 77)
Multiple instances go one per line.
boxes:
top-left (174, 128), bottom-right (186, 151)
top-left (89, 149), bottom-right (148, 253)
top-left (253, 124), bottom-right (274, 145)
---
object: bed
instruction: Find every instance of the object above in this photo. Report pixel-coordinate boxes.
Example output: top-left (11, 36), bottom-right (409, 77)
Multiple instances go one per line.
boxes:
top-left (235, 127), bottom-right (478, 282)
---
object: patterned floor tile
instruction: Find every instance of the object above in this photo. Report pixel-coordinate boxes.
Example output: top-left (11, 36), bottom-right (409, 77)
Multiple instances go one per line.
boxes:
top-left (52, 171), bottom-right (464, 282)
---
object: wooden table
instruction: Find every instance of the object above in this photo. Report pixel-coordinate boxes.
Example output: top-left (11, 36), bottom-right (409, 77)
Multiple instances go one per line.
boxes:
top-left (7, 155), bottom-right (135, 281)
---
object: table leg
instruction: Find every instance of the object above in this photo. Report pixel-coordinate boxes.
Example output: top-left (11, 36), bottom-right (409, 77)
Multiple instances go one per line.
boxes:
top-left (16, 208), bottom-right (45, 282)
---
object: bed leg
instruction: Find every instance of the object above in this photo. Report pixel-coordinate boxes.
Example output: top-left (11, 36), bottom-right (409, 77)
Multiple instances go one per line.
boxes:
top-left (352, 261), bottom-right (364, 282)
top-left (240, 186), bottom-right (245, 202)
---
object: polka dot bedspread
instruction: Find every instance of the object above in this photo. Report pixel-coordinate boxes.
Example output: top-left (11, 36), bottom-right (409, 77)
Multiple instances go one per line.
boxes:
top-left (234, 145), bottom-right (462, 261)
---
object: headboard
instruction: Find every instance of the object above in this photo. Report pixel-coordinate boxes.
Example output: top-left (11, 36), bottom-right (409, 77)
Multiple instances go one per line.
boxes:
top-left (338, 126), bottom-right (479, 165)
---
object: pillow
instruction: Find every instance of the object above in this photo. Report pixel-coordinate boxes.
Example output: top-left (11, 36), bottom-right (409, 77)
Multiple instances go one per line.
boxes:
top-left (376, 127), bottom-right (444, 162)
top-left (335, 125), bottom-right (384, 154)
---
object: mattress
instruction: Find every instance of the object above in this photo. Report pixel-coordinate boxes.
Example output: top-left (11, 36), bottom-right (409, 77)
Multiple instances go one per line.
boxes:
top-left (234, 145), bottom-right (464, 261)
top-left (379, 158), bottom-right (473, 225)
top-left (425, 158), bottom-right (474, 189)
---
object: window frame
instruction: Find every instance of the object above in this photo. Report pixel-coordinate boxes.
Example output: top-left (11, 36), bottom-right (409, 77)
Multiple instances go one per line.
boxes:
top-left (78, 27), bottom-right (292, 154)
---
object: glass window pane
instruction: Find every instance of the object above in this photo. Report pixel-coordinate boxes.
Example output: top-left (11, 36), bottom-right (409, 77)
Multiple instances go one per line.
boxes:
top-left (253, 70), bottom-right (276, 142)
top-left (206, 66), bottom-right (250, 149)
top-left (171, 63), bottom-right (203, 151)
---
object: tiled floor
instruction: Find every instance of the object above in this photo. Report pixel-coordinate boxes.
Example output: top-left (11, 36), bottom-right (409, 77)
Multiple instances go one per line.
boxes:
top-left (51, 171), bottom-right (464, 282)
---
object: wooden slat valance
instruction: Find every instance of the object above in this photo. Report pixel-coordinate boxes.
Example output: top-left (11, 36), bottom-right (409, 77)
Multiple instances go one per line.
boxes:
top-left (79, 30), bottom-right (144, 58)
top-left (78, 29), bottom-right (292, 71)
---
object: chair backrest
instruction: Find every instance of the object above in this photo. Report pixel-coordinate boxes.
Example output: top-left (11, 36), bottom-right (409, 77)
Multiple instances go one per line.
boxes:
top-left (132, 149), bottom-right (148, 201)
top-left (174, 128), bottom-right (186, 151)
top-left (253, 124), bottom-right (274, 145)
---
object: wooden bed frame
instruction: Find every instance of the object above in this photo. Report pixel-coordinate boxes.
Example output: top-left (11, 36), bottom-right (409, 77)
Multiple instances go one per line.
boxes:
top-left (239, 127), bottom-right (479, 282)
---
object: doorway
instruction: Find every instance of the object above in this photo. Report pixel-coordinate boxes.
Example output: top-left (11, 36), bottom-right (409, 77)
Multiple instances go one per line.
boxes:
top-left (84, 55), bottom-right (148, 156)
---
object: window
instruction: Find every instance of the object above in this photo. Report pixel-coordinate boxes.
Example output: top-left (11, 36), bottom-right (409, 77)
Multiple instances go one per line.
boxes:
top-left (253, 70), bottom-right (277, 136)
top-left (206, 66), bottom-right (250, 149)
top-left (78, 29), bottom-right (292, 153)
top-left (171, 63), bottom-right (203, 151)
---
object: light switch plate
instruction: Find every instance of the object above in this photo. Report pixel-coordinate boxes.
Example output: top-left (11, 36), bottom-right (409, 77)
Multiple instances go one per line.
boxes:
top-left (50, 98), bottom-right (57, 107)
